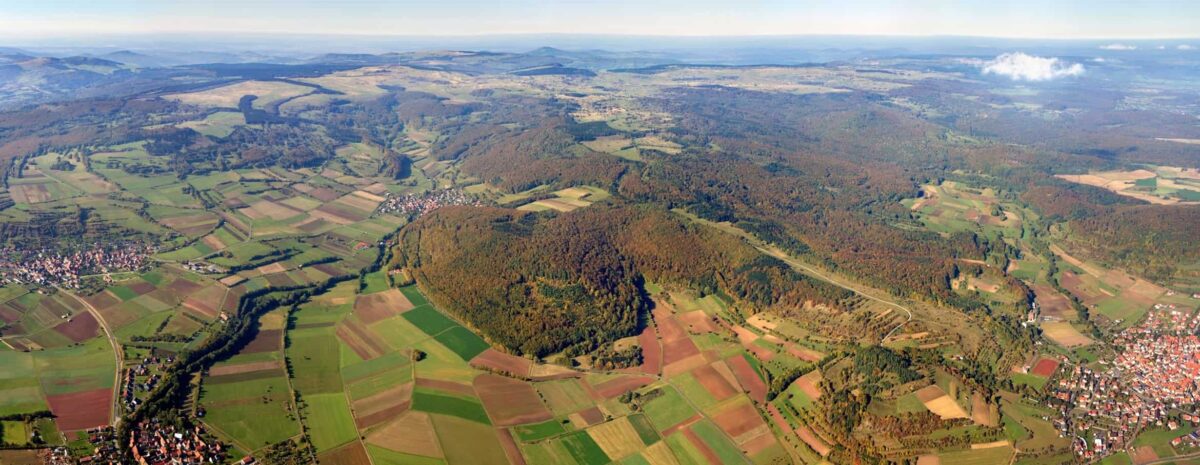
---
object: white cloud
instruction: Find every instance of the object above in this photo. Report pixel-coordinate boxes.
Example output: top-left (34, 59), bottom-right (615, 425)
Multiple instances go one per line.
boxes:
top-left (1100, 43), bottom-right (1138, 50)
top-left (1180, 44), bottom-right (1196, 50)
top-left (1091, 57), bottom-right (1107, 63)
top-left (971, 52), bottom-right (1085, 81)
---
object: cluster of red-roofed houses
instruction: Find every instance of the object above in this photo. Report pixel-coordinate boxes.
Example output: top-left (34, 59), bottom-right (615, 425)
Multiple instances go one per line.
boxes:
top-left (0, 243), bottom-right (152, 288)
top-left (129, 420), bottom-right (226, 465)
top-left (1048, 305), bottom-right (1200, 460)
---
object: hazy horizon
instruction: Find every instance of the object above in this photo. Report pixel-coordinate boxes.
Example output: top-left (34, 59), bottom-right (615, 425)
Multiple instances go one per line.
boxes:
top-left (2, 0), bottom-right (1198, 41)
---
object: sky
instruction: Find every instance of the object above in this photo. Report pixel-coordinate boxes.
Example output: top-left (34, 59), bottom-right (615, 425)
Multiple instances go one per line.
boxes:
top-left (0, 0), bottom-right (1197, 40)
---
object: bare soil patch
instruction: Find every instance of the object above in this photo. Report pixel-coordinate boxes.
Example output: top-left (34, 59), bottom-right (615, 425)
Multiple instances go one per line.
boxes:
top-left (726, 355), bottom-right (768, 403)
top-left (209, 360), bottom-right (280, 377)
top-left (353, 289), bottom-right (414, 324)
top-left (47, 388), bottom-right (111, 431)
top-left (590, 375), bottom-right (654, 399)
top-left (469, 349), bottom-right (533, 378)
top-left (692, 364), bottom-right (738, 401)
top-left (53, 312), bottom-right (99, 342)
top-left (474, 374), bottom-right (553, 426)
top-left (366, 411), bottom-right (442, 458)
top-left (241, 329), bottom-right (282, 354)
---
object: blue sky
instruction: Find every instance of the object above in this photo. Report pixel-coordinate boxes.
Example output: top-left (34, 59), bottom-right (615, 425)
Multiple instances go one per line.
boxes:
top-left (1, 0), bottom-right (1197, 39)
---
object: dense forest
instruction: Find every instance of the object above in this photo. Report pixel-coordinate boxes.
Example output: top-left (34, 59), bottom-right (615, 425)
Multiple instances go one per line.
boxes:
top-left (393, 204), bottom-right (855, 357)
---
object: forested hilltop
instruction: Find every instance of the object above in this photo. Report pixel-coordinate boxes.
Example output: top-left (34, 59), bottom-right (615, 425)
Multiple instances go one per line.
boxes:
top-left (394, 204), bottom-right (855, 357)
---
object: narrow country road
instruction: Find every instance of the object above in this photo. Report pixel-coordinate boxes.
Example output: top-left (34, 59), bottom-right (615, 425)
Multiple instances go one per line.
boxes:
top-left (753, 243), bottom-right (915, 343)
top-left (58, 286), bottom-right (124, 426)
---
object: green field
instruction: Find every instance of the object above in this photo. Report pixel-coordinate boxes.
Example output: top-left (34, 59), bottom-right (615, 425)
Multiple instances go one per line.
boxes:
top-left (691, 419), bottom-right (747, 465)
top-left (432, 326), bottom-right (490, 361)
top-left (403, 306), bottom-right (460, 336)
top-left (1, 420), bottom-right (29, 445)
top-left (642, 388), bottom-right (696, 432)
top-left (560, 430), bottom-right (612, 465)
top-left (938, 445), bottom-right (1014, 464)
top-left (412, 390), bottom-right (491, 425)
top-left (628, 414), bottom-right (660, 446)
top-left (367, 444), bottom-right (447, 465)
top-left (515, 418), bottom-right (568, 442)
top-left (431, 414), bottom-right (509, 465)
top-left (304, 393), bottom-right (358, 452)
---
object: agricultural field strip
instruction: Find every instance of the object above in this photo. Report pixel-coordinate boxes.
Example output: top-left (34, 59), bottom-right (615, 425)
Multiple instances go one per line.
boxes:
top-left (56, 285), bottom-right (122, 427)
top-left (259, 320), bottom-right (309, 458)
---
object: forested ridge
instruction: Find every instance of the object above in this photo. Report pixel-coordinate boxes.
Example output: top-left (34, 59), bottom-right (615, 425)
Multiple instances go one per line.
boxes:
top-left (394, 204), bottom-right (855, 357)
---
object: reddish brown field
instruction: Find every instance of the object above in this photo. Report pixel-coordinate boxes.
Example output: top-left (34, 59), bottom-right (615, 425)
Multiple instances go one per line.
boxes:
top-left (766, 404), bottom-right (792, 433)
top-left (183, 297), bottom-right (220, 319)
top-left (474, 374), bottom-right (553, 426)
top-left (47, 388), bottom-right (111, 431)
top-left (353, 289), bottom-right (415, 324)
top-left (663, 354), bottom-right (709, 378)
top-left (1031, 358), bottom-right (1060, 378)
top-left (712, 401), bottom-right (764, 440)
top-left (575, 406), bottom-right (606, 426)
top-left (726, 355), bottom-right (768, 403)
top-left (1060, 272), bottom-right (1105, 306)
top-left (744, 344), bottom-right (775, 362)
top-left (638, 324), bottom-right (663, 375)
top-left (1031, 285), bottom-right (1073, 320)
top-left (241, 329), bottom-right (282, 353)
top-left (692, 364), bottom-right (738, 401)
top-left (732, 326), bottom-right (759, 345)
top-left (742, 432), bottom-right (777, 456)
top-left (0, 303), bottom-right (23, 323)
top-left (127, 282), bottom-right (156, 295)
top-left (496, 428), bottom-right (528, 465)
top-left (336, 318), bottom-right (388, 360)
top-left (678, 311), bottom-right (717, 334)
top-left (785, 344), bottom-right (823, 362)
top-left (796, 425), bottom-right (831, 456)
top-left (208, 360), bottom-right (280, 377)
top-left (590, 375), bottom-right (654, 399)
top-left (355, 400), bottom-right (411, 430)
top-left (317, 441), bottom-right (372, 465)
top-left (82, 291), bottom-right (119, 310)
top-left (469, 348), bottom-right (533, 377)
top-left (165, 278), bottom-right (204, 296)
top-left (53, 312), bottom-right (99, 342)
top-left (220, 287), bottom-right (245, 314)
top-left (653, 303), bottom-right (686, 340)
top-left (661, 337), bottom-right (700, 365)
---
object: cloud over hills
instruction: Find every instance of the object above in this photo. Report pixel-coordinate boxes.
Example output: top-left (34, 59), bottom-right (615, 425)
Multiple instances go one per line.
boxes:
top-left (1099, 43), bottom-right (1137, 50)
top-left (970, 52), bottom-right (1084, 82)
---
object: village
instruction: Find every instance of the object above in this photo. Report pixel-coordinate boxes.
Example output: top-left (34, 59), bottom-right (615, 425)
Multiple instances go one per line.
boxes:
top-left (374, 188), bottom-right (480, 218)
top-left (1048, 303), bottom-right (1200, 461)
top-left (0, 243), bottom-right (153, 289)
top-left (128, 419), bottom-right (228, 465)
